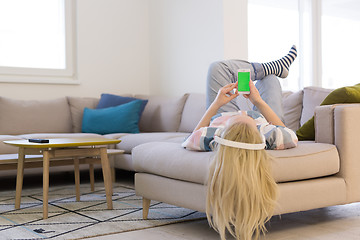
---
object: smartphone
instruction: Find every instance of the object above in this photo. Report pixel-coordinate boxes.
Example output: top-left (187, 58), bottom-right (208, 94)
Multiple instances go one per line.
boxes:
top-left (237, 69), bottom-right (250, 94)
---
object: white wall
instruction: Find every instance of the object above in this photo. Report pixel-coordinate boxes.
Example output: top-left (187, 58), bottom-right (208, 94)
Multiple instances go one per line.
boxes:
top-left (148, 0), bottom-right (224, 96)
top-left (223, 0), bottom-right (248, 60)
top-left (0, 0), bottom-right (246, 99)
top-left (76, 0), bottom-right (150, 97)
top-left (0, 0), bottom-right (151, 100)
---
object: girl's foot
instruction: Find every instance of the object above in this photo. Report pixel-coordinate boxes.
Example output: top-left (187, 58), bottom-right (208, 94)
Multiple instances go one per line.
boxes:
top-left (260, 45), bottom-right (297, 78)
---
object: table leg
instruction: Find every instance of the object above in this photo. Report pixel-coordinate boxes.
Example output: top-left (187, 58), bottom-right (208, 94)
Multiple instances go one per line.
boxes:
top-left (43, 150), bottom-right (50, 219)
top-left (100, 147), bottom-right (113, 209)
top-left (15, 147), bottom-right (25, 209)
top-left (74, 157), bottom-right (80, 201)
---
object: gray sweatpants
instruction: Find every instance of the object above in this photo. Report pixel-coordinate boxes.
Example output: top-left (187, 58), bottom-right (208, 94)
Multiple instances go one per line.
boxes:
top-left (206, 59), bottom-right (284, 122)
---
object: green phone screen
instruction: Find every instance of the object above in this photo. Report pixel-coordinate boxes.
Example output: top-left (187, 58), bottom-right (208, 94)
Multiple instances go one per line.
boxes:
top-left (238, 71), bottom-right (250, 92)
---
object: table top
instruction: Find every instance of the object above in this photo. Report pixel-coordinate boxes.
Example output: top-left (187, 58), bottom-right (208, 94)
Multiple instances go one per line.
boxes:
top-left (3, 137), bottom-right (121, 149)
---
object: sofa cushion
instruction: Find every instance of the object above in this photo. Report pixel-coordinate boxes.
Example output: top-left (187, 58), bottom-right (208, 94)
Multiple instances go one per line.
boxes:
top-left (178, 93), bottom-right (206, 133)
top-left (282, 90), bottom-right (304, 131)
top-left (268, 141), bottom-right (339, 182)
top-left (0, 97), bottom-right (72, 135)
top-left (82, 100), bottom-right (144, 134)
top-left (67, 97), bottom-right (100, 133)
top-left (133, 141), bottom-right (339, 185)
top-left (117, 132), bottom-right (189, 154)
top-left (300, 86), bottom-right (333, 126)
top-left (134, 94), bottom-right (188, 132)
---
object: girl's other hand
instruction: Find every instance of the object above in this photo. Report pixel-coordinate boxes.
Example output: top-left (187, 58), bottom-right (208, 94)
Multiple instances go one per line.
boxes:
top-left (213, 82), bottom-right (239, 108)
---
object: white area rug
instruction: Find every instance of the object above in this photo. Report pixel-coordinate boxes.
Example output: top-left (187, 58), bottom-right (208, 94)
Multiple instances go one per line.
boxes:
top-left (0, 182), bottom-right (206, 239)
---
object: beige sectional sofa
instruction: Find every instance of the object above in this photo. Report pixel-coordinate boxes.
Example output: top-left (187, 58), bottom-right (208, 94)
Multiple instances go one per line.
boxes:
top-left (1, 86), bottom-right (360, 219)
top-left (132, 87), bottom-right (360, 217)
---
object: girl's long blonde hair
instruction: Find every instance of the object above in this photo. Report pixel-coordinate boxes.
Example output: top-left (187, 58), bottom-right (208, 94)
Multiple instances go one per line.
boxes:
top-left (206, 121), bottom-right (277, 240)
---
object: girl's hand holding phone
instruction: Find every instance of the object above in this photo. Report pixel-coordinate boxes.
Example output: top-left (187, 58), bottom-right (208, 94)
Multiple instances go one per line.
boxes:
top-left (243, 80), bottom-right (263, 106)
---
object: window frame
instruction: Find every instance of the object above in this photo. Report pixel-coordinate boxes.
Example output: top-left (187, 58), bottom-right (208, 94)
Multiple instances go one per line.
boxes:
top-left (0, 0), bottom-right (78, 84)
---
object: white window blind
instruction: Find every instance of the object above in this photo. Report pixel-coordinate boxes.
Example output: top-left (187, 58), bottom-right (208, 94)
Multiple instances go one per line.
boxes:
top-left (248, 0), bottom-right (360, 91)
top-left (248, 0), bottom-right (300, 92)
top-left (322, 0), bottom-right (360, 89)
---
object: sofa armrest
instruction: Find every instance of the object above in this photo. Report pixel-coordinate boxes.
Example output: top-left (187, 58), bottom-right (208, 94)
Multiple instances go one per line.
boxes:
top-left (314, 105), bottom-right (336, 144)
top-left (331, 104), bottom-right (360, 202)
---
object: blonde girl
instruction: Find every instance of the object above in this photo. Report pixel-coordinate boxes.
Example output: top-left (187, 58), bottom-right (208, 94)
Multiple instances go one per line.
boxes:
top-left (208, 120), bottom-right (277, 240)
top-left (182, 47), bottom-right (298, 239)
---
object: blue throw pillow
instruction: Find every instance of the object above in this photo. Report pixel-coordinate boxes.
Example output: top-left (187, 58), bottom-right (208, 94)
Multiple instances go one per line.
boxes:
top-left (96, 93), bottom-right (148, 118)
top-left (82, 99), bottom-right (143, 134)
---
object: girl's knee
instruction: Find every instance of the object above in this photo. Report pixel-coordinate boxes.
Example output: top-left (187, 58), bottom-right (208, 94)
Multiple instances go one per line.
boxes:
top-left (208, 61), bottom-right (226, 74)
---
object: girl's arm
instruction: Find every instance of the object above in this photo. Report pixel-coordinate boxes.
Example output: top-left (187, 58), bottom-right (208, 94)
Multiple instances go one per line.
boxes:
top-left (193, 83), bottom-right (239, 131)
top-left (243, 80), bottom-right (285, 127)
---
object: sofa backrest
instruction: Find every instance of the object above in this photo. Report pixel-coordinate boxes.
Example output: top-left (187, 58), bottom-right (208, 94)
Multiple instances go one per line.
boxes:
top-left (0, 86), bottom-right (330, 135)
top-left (178, 93), bottom-right (206, 133)
top-left (67, 96), bottom-right (100, 133)
top-left (68, 87), bottom-right (332, 134)
top-left (0, 97), bottom-right (72, 135)
top-left (67, 94), bottom-right (189, 133)
top-left (135, 94), bottom-right (188, 132)
top-left (280, 87), bottom-right (333, 131)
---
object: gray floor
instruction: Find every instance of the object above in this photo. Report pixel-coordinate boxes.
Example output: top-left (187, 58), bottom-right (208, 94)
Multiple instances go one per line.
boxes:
top-left (5, 170), bottom-right (360, 240)
top-left (88, 203), bottom-right (360, 240)
top-left (86, 204), bottom-right (360, 240)
top-left (88, 171), bottom-right (360, 240)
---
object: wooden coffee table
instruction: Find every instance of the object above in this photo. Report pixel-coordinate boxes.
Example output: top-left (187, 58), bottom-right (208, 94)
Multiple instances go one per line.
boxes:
top-left (4, 137), bottom-right (121, 219)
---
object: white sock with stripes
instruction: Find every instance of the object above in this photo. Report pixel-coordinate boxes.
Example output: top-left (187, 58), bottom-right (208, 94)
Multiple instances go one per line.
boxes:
top-left (261, 45), bottom-right (297, 78)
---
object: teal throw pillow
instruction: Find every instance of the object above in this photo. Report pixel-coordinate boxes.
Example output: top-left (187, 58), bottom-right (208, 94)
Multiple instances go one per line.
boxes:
top-left (82, 99), bottom-right (143, 134)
